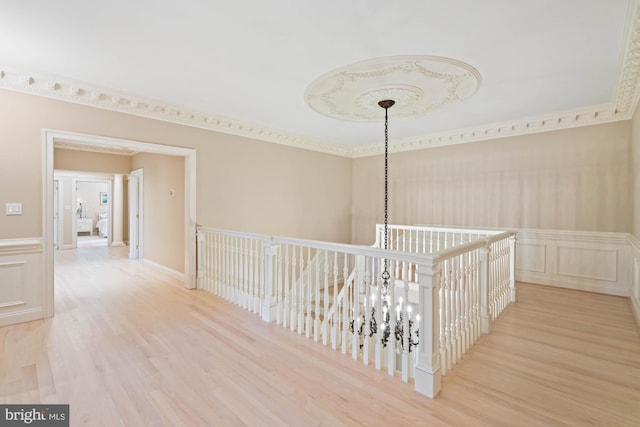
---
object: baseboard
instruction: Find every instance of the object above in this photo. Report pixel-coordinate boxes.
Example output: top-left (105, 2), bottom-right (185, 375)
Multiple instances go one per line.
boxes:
top-left (62, 244), bottom-right (74, 250)
top-left (0, 307), bottom-right (43, 327)
top-left (111, 241), bottom-right (126, 247)
top-left (516, 272), bottom-right (629, 297)
top-left (143, 259), bottom-right (185, 283)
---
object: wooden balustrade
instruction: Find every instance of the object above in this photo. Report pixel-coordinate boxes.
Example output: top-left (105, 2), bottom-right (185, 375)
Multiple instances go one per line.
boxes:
top-left (197, 226), bottom-right (516, 398)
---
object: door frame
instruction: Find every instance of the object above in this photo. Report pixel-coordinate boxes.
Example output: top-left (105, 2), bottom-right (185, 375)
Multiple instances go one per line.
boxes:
top-left (128, 169), bottom-right (144, 259)
top-left (43, 129), bottom-right (197, 318)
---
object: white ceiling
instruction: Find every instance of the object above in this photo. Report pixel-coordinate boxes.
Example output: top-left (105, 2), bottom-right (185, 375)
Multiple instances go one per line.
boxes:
top-left (0, 0), bottom-right (635, 155)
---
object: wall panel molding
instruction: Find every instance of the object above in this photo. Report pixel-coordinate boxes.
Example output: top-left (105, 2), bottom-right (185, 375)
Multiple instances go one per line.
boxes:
top-left (0, 261), bottom-right (26, 308)
top-left (515, 229), bottom-right (632, 297)
top-left (0, 238), bottom-right (44, 327)
top-left (0, 238), bottom-right (42, 255)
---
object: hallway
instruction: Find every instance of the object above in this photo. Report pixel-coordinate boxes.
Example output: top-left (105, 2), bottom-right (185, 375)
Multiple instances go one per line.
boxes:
top-left (0, 246), bottom-right (639, 425)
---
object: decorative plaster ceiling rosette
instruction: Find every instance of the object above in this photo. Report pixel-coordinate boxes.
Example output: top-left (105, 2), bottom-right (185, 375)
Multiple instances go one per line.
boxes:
top-left (304, 55), bottom-right (481, 121)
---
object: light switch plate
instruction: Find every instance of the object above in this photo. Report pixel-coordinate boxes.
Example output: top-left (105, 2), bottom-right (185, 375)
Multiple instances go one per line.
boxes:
top-left (5, 203), bottom-right (22, 215)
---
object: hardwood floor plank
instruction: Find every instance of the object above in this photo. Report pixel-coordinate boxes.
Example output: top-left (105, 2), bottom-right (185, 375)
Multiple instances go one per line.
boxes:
top-left (0, 247), bottom-right (639, 426)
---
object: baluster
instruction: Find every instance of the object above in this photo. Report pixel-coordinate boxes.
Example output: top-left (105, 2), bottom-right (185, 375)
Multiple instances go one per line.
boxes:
top-left (258, 242), bottom-right (265, 315)
top-left (374, 258), bottom-right (382, 370)
top-left (331, 251), bottom-right (339, 350)
top-left (245, 239), bottom-right (254, 313)
top-left (363, 258), bottom-right (372, 365)
top-left (387, 260), bottom-right (396, 377)
top-left (443, 259), bottom-right (452, 373)
top-left (229, 235), bottom-right (234, 301)
top-left (352, 255), bottom-right (363, 360)
top-left (221, 235), bottom-right (226, 298)
top-left (462, 251), bottom-right (470, 355)
top-left (290, 247), bottom-right (297, 331)
top-left (276, 245), bottom-right (282, 324)
top-left (283, 245), bottom-right (290, 328)
top-left (438, 268), bottom-right (447, 377)
top-left (245, 238), bottom-right (251, 310)
top-left (455, 254), bottom-right (463, 363)
top-left (341, 253), bottom-right (349, 355)
top-left (212, 233), bottom-right (217, 294)
top-left (239, 238), bottom-right (245, 308)
top-left (321, 250), bottom-right (329, 345)
top-left (306, 248), bottom-right (313, 338)
top-left (228, 235), bottom-right (233, 301)
top-left (253, 239), bottom-right (259, 313)
top-left (200, 232), bottom-right (206, 291)
top-left (235, 236), bottom-right (240, 304)
top-left (313, 251), bottom-right (321, 341)
top-left (298, 246), bottom-right (305, 334)
top-left (247, 238), bottom-right (252, 310)
top-left (401, 263), bottom-right (410, 383)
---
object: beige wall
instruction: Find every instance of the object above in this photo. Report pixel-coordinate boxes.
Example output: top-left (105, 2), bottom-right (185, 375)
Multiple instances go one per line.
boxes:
top-left (131, 153), bottom-right (185, 273)
top-left (0, 89), bottom-right (352, 244)
top-left (632, 105), bottom-right (640, 240)
top-left (54, 148), bottom-right (132, 174)
top-left (352, 122), bottom-right (632, 244)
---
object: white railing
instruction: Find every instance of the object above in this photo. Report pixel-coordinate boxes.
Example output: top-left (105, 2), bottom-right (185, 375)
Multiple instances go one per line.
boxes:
top-left (197, 225), bottom-right (516, 398)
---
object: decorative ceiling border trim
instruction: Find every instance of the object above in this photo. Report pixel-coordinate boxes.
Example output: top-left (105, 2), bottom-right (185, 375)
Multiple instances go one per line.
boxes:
top-left (1, 0), bottom-right (640, 160)
top-left (351, 103), bottom-right (626, 157)
top-left (613, 0), bottom-right (640, 116)
top-left (0, 66), bottom-right (352, 158)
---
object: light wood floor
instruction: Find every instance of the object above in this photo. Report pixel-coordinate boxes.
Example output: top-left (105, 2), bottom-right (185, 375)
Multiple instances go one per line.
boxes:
top-left (1, 246), bottom-right (639, 426)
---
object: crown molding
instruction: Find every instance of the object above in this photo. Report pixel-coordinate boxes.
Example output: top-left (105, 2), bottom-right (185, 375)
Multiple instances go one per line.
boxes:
top-left (0, 66), bottom-right (351, 158)
top-left (350, 103), bottom-right (627, 157)
top-left (1, 0), bottom-right (640, 159)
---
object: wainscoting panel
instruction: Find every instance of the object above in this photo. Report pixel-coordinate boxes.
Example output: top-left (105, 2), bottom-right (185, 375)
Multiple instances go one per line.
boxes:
top-left (516, 243), bottom-right (546, 273)
top-left (556, 246), bottom-right (618, 282)
top-left (0, 238), bottom-right (44, 326)
top-left (0, 261), bottom-right (26, 308)
top-left (515, 229), bottom-right (631, 297)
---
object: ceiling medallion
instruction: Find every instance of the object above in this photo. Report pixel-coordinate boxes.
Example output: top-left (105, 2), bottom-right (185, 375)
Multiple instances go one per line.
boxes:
top-left (304, 55), bottom-right (481, 121)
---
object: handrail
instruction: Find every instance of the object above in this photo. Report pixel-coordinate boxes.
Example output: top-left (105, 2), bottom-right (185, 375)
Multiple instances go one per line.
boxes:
top-left (432, 231), bottom-right (515, 262)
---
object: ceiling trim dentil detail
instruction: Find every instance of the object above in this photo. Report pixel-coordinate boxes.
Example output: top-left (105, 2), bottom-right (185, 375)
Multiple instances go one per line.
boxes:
top-left (1, 0), bottom-right (640, 158)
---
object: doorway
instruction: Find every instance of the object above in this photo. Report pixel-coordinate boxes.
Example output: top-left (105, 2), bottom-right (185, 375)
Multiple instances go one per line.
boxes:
top-left (43, 130), bottom-right (197, 318)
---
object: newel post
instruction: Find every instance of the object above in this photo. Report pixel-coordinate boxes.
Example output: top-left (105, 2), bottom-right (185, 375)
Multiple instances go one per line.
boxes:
top-left (261, 241), bottom-right (279, 322)
top-left (479, 243), bottom-right (492, 334)
top-left (414, 258), bottom-right (442, 398)
top-left (509, 234), bottom-right (517, 302)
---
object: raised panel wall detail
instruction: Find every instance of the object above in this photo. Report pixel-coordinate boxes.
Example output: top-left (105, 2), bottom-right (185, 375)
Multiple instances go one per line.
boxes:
top-left (556, 247), bottom-right (618, 282)
top-left (0, 238), bottom-right (44, 327)
top-left (0, 261), bottom-right (26, 308)
top-left (514, 229), bottom-right (631, 297)
top-left (516, 243), bottom-right (546, 273)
